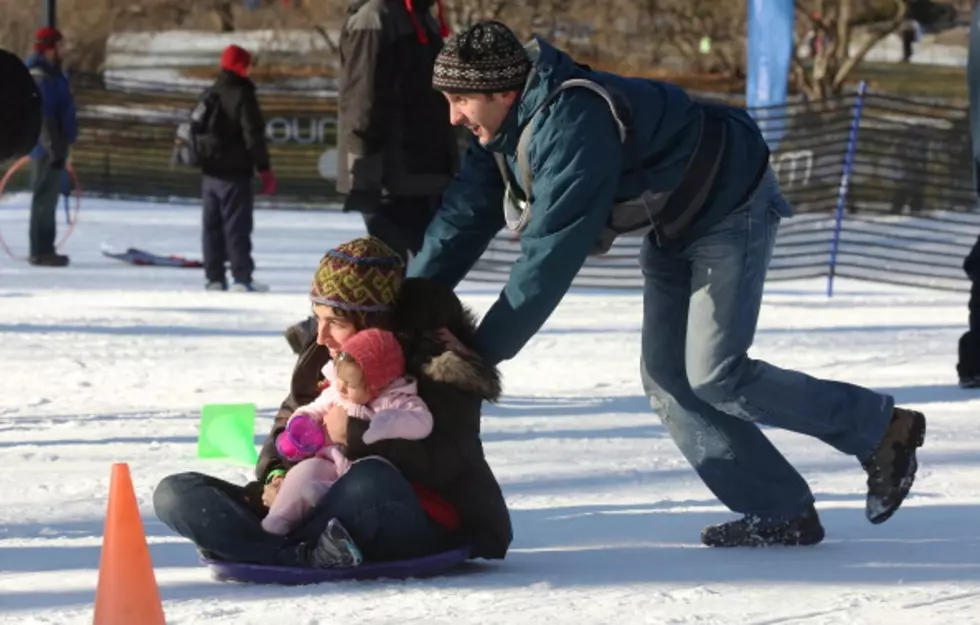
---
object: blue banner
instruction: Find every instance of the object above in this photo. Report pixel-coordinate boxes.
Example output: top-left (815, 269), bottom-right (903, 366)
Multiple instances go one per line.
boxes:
top-left (746, 0), bottom-right (795, 150)
top-left (968, 1), bottom-right (980, 200)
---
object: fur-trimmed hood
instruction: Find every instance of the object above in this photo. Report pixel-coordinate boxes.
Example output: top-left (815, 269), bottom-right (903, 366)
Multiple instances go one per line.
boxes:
top-left (393, 278), bottom-right (502, 402)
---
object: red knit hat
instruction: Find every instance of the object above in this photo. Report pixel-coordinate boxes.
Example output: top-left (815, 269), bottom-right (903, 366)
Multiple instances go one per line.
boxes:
top-left (337, 329), bottom-right (406, 394)
top-left (220, 45), bottom-right (252, 77)
top-left (34, 27), bottom-right (63, 52)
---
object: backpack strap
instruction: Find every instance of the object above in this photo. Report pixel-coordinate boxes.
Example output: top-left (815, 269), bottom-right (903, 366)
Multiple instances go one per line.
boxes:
top-left (494, 78), bottom-right (629, 232)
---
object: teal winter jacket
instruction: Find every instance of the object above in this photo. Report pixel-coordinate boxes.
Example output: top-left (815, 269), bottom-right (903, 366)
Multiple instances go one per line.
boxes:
top-left (408, 37), bottom-right (771, 365)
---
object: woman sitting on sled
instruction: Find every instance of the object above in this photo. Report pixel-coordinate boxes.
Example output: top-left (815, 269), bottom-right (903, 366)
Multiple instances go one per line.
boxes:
top-left (153, 236), bottom-right (512, 567)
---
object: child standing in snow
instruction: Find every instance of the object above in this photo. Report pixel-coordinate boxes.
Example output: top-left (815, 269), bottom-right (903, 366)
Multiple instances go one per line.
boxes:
top-left (261, 328), bottom-right (433, 535)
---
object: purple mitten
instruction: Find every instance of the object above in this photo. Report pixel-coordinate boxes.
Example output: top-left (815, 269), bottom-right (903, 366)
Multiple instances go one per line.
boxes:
top-left (285, 413), bottom-right (326, 456)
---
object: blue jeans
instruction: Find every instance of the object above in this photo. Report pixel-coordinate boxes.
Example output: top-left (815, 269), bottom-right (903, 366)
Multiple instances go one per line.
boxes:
top-left (640, 168), bottom-right (894, 521)
top-left (153, 459), bottom-right (452, 564)
top-left (29, 155), bottom-right (61, 257)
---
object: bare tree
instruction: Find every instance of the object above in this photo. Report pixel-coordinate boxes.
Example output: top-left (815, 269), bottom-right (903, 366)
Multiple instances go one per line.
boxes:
top-left (210, 0), bottom-right (236, 32)
top-left (654, 0), bottom-right (747, 78)
top-left (0, 0), bottom-right (39, 58)
top-left (793, 0), bottom-right (909, 99)
top-left (441, 0), bottom-right (513, 30)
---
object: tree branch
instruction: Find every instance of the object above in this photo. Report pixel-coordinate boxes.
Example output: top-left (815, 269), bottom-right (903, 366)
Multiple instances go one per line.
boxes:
top-left (312, 24), bottom-right (339, 54)
top-left (833, 0), bottom-right (907, 88)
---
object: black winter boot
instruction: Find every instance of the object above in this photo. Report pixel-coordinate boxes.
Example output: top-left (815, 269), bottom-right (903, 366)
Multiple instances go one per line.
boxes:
top-left (701, 504), bottom-right (825, 547)
top-left (305, 518), bottom-right (363, 568)
top-left (958, 331), bottom-right (980, 388)
top-left (863, 408), bottom-right (926, 524)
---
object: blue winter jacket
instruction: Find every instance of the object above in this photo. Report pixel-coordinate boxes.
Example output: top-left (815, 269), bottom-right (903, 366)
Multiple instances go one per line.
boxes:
top-left (408, 37), bottom-right (772, 365)
top-left (26, 53), bottom-right (78, 162)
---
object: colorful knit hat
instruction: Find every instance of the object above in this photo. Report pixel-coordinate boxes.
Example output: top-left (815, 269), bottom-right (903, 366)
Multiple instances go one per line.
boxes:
top-left (337, 329), bottom-right (406, 394)
top-left (310, 236), bottom-right (405, 328)
top-left (432, 20), bottom-right (531, 94)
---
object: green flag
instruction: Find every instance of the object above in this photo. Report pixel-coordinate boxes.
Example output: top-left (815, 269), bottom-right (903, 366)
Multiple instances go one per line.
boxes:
top-left (197, 403), bottom-right (258, 465)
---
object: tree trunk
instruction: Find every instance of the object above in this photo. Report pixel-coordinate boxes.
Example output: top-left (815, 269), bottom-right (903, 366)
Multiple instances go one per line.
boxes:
top-left (213, 1), bottom-right (235, 32)
top-left (795, 0), bottom-right (907, 99)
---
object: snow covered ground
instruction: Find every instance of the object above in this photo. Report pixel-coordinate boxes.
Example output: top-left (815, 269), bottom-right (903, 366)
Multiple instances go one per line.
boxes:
top-left (1, 196), bottom-right (980, 624)
top-left (103, 30), bottom-right (338, 92)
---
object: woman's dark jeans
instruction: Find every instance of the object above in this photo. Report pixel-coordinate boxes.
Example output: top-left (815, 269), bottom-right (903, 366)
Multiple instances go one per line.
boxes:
top-left (153, 458), bottom-right (452, 565)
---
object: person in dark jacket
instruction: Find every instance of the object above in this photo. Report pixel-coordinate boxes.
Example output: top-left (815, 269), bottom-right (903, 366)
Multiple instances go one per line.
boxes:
top-left (153, 236), bottom-right (512, 565)
top-left (280, 0), bottom-right (460, 356)
top-left (337, 0), bottom-right (458, 262)
top-left (958, 244), bottom-right (980, 388)
top-left (198, 45), bottom-right (277, 293)
top-left (408, 21), bottom-right (927, 548)
top-left (0, 49), bottom-right (42, 163)
top-left (25, 27), bottom-right (76, 268)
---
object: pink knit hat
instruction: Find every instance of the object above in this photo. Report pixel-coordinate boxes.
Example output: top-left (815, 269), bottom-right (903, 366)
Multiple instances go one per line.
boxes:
top-left (337, 329), bottom-right (405, 393)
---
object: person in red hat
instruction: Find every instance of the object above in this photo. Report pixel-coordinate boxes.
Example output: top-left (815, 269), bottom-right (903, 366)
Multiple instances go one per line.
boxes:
top-left (25, 27), bottom-right (76, 267)
top-left (193, 44), bottom-right (276, 292)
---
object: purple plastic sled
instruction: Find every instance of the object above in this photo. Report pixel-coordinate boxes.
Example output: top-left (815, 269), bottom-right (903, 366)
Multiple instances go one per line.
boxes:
top-left (204, 545), bottom-right (472, 584)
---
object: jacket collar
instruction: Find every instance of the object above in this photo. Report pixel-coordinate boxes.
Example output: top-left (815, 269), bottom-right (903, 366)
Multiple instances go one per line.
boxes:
top-left (26, 52), bottom-right (60, 74)
top-left (216, 69), bottom-right (255, 90)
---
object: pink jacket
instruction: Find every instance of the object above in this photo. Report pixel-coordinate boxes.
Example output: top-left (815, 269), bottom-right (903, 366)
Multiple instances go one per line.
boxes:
top-left (262, 362), bottom-right (434, 536)
top-left (294, 361), bottom-right (433, 445)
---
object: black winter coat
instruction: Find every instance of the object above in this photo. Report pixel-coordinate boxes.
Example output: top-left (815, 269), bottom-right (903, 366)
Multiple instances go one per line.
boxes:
top-left (336, 0), bottom-right (458, 197)
top-left (256, 278), bottom-right (513, 560)
top-left (199, 70), bottom-right (271, 179)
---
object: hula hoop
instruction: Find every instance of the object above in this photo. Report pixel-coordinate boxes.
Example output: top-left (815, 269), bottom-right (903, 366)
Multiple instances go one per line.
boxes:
top-left (0, 155), bottom-right (82, 261)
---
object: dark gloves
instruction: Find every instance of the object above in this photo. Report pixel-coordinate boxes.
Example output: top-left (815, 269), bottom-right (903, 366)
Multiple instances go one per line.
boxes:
top-left (258, 170), bottom-right (277, 195)
top-left (342, 188), bottom-right (383, 213)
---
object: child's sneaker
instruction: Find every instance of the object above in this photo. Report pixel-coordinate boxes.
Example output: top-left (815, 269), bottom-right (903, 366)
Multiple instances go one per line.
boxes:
top-left (230, 280), bottom-right (269, 293)
top-left (308, 518), bottom-right (363, 568)
top-left (205, 280), bottom-right (227, 291)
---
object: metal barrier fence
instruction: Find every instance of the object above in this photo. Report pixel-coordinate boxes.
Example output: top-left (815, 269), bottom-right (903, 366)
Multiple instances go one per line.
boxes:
top-left (1, 75), bottom-right (975, 293)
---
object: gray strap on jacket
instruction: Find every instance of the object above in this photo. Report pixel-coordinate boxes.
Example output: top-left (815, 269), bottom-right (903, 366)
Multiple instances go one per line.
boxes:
top-left (493, 78), bottom-right (628, 232)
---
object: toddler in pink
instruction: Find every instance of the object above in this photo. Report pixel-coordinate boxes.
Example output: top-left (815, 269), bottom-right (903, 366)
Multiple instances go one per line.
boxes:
top-left (262, 329), bottom-right (434, 535)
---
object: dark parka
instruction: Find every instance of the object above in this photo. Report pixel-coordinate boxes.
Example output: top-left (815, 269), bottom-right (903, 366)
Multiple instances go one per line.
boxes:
top-left (336, 0), bottom-right (458, 197)
top-left (0, 49), bottom-right (42, 162)
top-left (199, 70), bottom-right (271, 179)
top-left (255, 278), bottom-right (513, 560)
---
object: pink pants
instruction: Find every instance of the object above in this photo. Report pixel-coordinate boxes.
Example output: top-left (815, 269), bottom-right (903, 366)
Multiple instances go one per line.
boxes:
top-left (261, 456), bottom-right (340, 535)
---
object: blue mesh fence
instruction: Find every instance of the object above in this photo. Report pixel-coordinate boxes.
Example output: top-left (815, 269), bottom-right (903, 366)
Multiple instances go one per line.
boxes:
top-left (473, 91), bottom-right (978, 292)
top-left (1, 75), bottom-right (974, 292)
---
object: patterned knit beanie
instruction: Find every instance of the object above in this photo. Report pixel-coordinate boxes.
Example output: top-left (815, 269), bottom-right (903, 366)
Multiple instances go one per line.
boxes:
top-left (310, 236), bottom-right (405, 329)
top-left (432, 20), bottom-right (531, 94)
top-left (338, 329), bottom-right (406, 394)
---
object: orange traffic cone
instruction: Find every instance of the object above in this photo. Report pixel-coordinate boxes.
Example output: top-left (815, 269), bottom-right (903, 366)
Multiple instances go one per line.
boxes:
top-left (93, 463), bottom-right (166, 625)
